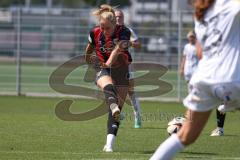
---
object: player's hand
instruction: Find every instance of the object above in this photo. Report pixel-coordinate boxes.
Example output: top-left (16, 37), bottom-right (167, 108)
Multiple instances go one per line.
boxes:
top-left (99, 62), bottom-right (109, 68)
top-left (116, 40), bottom-right (131, 51)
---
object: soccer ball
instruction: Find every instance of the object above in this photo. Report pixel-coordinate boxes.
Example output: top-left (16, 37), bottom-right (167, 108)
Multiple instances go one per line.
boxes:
top-left (167, 117), bottom-right (186, 135)
top-left (167, 124), bottom-right (181, 135)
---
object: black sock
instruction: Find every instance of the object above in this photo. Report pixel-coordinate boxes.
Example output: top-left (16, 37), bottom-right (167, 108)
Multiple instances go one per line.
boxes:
top-left (104, 84), bottom-right (120, 136)
top-left (216, 109), bottom-right (226, 128)
top-left (107, 111), bottom-right (120, 136)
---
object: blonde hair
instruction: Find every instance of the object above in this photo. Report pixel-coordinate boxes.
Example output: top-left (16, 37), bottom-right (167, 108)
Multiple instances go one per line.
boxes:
top-left (187, 30), bottom-right (196, 38)
top-left (92, 4), bottom-right (116, 24)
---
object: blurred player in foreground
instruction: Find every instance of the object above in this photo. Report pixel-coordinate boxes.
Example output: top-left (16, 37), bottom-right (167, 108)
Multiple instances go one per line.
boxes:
top-left (150, 0), bottom-right (240, 159)
top-left (180, 29), bottom-right (226, 137)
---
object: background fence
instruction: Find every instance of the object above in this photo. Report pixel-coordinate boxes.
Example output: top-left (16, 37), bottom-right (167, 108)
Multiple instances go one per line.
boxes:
top-left (0, 7), bottom-right (194, 101)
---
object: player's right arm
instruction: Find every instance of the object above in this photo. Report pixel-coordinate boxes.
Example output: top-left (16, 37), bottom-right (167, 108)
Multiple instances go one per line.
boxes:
top-left (196, 41), bottom-right (202, 60)
top-left (180, 45), bottom-right (187, 77)
top-left (85, 30), bottom-right (95, 64)
top-left (85, 43), bottom-right (94, 64)
top-left (180, 55), bottom-right (186, 77)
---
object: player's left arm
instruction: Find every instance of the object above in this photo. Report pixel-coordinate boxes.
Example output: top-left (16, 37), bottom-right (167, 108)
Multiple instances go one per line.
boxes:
top-left (196, 41), bottom-right (202, 60)
top-left (104, 42), bottom-right (123, 67)
top-left (130, 40), bottom-right (141, 49)
top-left (105, 28), bottom-right (132, 67)
top-left (129, 27), bottom-right (141, 49)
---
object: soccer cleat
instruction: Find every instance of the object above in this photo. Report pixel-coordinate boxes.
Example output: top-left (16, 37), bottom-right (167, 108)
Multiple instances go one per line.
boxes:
top-left (210, 127), bottom-right (224, 136)
top-left (134, 117), bottom-right (142, 129)
top-left (110, 104), bottom-right (120, 122)
top-left (103, 145), bottom-right (113, 152)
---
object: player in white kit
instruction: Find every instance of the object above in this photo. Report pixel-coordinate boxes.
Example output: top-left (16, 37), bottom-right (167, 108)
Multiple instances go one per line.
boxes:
top-left (115, 9), bottom-right (142, 128)
top-left (150, 0), bottom-right (240, 159)
top-left (181, 30), bottom-right (226, 137)
top-left (180, 30), bottom-right (199, 92)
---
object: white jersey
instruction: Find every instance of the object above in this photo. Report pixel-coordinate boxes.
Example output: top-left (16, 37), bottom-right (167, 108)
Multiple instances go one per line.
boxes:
top-left (190, 0), bottom-right (240, 85)
top-left (127, 27), bottom-right (138, 78)
top-left (128, 27), bottom-right (138, 42)
top-left (183, 43), bottom-right (199, 81)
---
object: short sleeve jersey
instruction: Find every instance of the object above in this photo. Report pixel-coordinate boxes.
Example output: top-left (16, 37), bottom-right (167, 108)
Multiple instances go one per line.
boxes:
top-left (191, 0), bottom-right (240, 84)
top-left (88, 25), bottom-right (132, 63)
top-left (128, 27), bottom-right (138, 42)
top-left (183, 43), bottom-right (199, 77)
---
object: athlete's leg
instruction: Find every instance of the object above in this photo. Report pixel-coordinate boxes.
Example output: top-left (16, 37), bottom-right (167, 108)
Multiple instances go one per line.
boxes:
top-left (128, 79), bottom-right (141, 128)
top-left (97, 73), bottom-right (121, 152)
top-left (210, 109), bottom-right (225, 136)
top-left (150, 109), bottom-right (211, 160)
top-left (216, 109), bottom-right (226, 128)
top-left (97, 74), bottom-right (120, 121)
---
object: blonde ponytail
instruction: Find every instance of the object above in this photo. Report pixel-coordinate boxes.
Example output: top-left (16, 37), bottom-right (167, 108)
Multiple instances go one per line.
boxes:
top-left (92, 4), bottom-right (116, 24)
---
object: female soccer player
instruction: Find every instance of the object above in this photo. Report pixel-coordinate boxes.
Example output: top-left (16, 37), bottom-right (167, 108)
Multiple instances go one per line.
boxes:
top-left (85, 4), bottom-right (132, 152)
top-left (180, 30), bottom-right (225, 137)
top-left (150, 0), bottom-right (240, 159)
top-left (115, 9), bottom-right (142, 128)
top-left (180, 30), bottom-right (199, 84)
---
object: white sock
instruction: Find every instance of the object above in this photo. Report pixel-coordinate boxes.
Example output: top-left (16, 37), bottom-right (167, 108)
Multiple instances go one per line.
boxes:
top-left (106, 134), bottom-right (115, 148)
top-left (130, 93), bottom-right (141, 118)
top-left (150, 134), bottom-right (184, 160)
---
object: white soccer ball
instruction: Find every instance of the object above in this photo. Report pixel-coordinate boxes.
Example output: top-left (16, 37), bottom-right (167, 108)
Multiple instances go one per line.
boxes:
top-left (167, 124), bottom-right (181, 135)
top-left (167, 117), bottom-right (186, 135)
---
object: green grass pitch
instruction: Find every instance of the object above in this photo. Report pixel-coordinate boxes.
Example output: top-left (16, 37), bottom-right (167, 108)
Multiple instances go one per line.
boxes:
top-left (0, 96), bottom-right (240, 160)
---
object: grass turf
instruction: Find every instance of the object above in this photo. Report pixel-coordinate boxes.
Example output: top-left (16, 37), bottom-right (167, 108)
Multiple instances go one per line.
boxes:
top-left (0, 96), bottom-right (240, 160)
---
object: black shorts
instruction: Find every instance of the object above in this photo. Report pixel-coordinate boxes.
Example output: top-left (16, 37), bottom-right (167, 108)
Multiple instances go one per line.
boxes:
top-left (95, 66), bottom-right (129, 86)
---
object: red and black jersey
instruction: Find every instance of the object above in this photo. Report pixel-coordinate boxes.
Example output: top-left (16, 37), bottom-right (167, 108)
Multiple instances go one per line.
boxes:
top-left (88, 25), bottom-right (132, 64)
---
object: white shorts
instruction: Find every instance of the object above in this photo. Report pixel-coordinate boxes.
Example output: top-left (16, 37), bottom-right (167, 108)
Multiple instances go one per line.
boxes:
top-left (183, 81), bottom-right (240, 112)
top-left (128, 64), bottom-right (134, 79)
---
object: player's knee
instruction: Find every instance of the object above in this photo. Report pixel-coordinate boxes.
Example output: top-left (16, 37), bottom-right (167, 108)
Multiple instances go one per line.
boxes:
top-left (178, 130), bottom-right (198, 146)
top-left (180, 136), bottom-right (196, 146)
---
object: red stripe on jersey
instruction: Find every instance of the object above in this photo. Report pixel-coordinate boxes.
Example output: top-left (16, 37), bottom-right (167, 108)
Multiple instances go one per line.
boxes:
top-left (93, 27), bottom-right (106, 62)
top-left (91, 25), bottom-right (132, 63)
